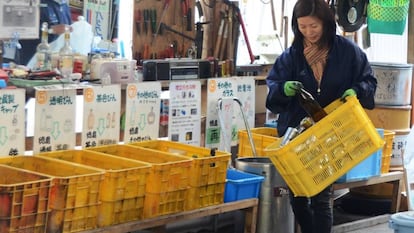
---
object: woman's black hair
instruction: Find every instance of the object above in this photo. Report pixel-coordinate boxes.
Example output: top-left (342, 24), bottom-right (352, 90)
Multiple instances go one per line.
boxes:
top-left (291, 0), bottom-right (336, 48)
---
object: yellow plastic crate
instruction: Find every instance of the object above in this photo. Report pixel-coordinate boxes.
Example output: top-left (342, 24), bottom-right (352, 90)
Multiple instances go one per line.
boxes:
top-left (264, 96), bottom-right (384, 197)
top-left (0, 156), bottom-right (103, 209)
top-left (97, 196), bottom-right (145, 227)
top-left (0, 164), bottom-right (52, 233)
top-left (381, 130), bottom-right (395, 174)
top-left (238, 127), bottom-right (280, 157)
top-left (0, 156), bottom-right (104, 233)
top-left (143, 189), bottom-right (187, 218)
top-left (86, 144), bottom-right (192, 193)
top-left (39, 150), bottom-right (151, 201)
top-left (185, 182), bottom-right (225, 210)
top-left (129, 140), bottom-right (230, 186)
top-left (47, 204), bottom-right (99, 233)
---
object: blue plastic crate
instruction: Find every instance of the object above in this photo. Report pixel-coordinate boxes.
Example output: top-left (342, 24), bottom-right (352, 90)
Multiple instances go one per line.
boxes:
top-left (224, 169), bottom-right (264, 202)
top-left (336, 129), bottom-right (384, 183)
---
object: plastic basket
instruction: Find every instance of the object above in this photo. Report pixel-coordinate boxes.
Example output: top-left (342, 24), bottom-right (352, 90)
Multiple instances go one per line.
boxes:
top-left (224, 169), bottom-right (264, 202)
top-left (238, 127), bottom-right (280, 157)
top-left (264, 96), bottom-right (384, 197)
top-left (39, 150), bottom-right (151, 201)
top-left (367, 0), bottom-right (410, 35)
top-left (0, 164), bottom-right (52, 233)
top-left (97, 197), bottom-right (145, 227)
top-left (0, 156), bottom-right (103, 209)
top-left (129, 140), bottom-right (230, 187)
top-left (0, 156), bottom-right (104, 232)
top-left (47, 204), bottom-right (99, 233)
top-left (336, 129), bottom-right (384, 183)
top-left (143, 189), bottom-right (187, 218)
top-left (381, 130), bottom-right (395, 173)
top-left (185, 182), bottom-right (226, 210)
top-left (86, 144), bottom-right (192, 193)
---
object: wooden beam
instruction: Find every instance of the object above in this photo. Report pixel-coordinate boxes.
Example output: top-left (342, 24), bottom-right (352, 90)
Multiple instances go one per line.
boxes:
top-left (79, 198), bottom-right (258, 233)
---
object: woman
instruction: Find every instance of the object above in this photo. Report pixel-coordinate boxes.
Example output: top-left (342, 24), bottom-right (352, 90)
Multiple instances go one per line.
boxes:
top-left (265, 0), bottom-right (377, 232)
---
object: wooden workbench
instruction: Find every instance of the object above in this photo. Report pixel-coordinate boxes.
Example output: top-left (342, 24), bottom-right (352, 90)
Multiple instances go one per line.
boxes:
top-left (332, 171), bottom-right (404, 233)
top-left (79, 198), bottom-right (258, 233)
top-left (332, 171), bottom-right (404, 213)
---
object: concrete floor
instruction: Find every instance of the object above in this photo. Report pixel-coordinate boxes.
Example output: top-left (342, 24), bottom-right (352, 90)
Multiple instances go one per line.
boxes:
top-left (333, 214), bottom-right (393, 233)
top-left (345, 222), bottom-right (393, 233)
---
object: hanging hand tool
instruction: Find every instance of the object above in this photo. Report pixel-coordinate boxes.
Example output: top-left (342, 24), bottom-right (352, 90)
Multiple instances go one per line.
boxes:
top-left (152, 0), bottom-right (171, 44)
top-left (160, 23), bottom-right (195, 41)
top-left (181, 0), bottom-right (192, 31)
top-left (150, 9), bottom-right (157, 34)
top-left (226, 7), bottom-right (234, 61)
top-left (280, 0), bottom-right (285, 37)
top-left (219, 20), bottom-right (228, 60)
top-left (143, 44), bottom-right (150, 59)
top-left (223, 0), bottom-right (256, 64)
top-left (270, 0), bottom-right (277, 31)
top-left (213, 11), bottom-right (225, 60)
top-left (134, 9), bottom-right (142, 35)
top-left (186, 8), bottom-right (192, 31)
top-left (143, 9), bottom-right (149, 35)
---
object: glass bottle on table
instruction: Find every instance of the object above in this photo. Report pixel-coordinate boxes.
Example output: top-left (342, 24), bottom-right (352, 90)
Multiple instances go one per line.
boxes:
top-left (59, 25), bottom-right (74, 80)
top-left (35, 22), bottom-right (51, 70)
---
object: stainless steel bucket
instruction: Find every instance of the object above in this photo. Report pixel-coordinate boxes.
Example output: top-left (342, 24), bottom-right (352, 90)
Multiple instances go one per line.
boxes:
top-left (371, 62), bottom-right (413, 106)
top-left (235, 157), bottom-right (294, 233)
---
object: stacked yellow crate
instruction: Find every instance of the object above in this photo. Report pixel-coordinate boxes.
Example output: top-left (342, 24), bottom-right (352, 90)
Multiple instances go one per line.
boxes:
top-left (86, 144), bottom-right (192, 218)
top-left (0, 164), bottom-right (52, 233)
top-left (38, 150), bottom-right (151, 227)
top-left (0, 156), bottom-right (104, 233)
top-left (237, 127), bottom-right (279, 157)
top-left (129, 140), bottom-right (231, 210)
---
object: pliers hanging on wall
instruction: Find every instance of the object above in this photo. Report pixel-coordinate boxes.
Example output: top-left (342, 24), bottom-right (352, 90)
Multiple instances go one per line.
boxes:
top-left (181, 0), bottom-right (192, 31)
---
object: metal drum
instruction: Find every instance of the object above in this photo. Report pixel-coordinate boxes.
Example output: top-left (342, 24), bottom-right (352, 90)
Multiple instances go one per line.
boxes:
top-left (235, 157), bottom-right (294, 233)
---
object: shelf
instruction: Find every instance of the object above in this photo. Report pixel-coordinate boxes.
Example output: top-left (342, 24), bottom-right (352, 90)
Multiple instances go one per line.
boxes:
top-left (79, 198), bottom-right (259, 233)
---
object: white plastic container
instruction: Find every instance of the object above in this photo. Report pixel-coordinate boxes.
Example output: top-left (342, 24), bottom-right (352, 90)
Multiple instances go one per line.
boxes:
top-left (389, 211), bottom-right (414, 233)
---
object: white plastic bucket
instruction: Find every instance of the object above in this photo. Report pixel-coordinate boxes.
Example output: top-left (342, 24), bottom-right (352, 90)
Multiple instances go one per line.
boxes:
top-left (371, 62), bottom-right (413, 106)
top-left (391, 129), bottom-right (410, 166)
top-left (389, 211), bottom-right (414, 233)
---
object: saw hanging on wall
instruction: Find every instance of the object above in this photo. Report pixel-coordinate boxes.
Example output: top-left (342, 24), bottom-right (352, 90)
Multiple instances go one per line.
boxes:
top-left (334, 0), bottom-right (368, 32)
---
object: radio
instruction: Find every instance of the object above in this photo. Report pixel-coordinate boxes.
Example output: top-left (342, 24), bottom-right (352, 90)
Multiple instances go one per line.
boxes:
top-left (142, 59), bottom-right (211, 81)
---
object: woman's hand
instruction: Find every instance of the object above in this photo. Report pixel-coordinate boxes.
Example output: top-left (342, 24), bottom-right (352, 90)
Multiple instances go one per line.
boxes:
top-left (284, 81), bottom-right (303, 96)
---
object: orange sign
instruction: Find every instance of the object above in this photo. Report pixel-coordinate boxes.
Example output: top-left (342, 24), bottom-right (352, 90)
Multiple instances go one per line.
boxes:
top-left (36, 91), bottom-right (47, 104)
top-left (127, 84), bottom-right (137, 99)
top-left (208, 79), bottom-right (217, 92)
top-left (84, 88), bottom-right (95, 102)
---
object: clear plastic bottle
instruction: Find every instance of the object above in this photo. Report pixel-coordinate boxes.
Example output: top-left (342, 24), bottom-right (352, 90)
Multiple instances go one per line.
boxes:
top-left (35, 22), bottom-right (51, 70)
top-left (59, 26), bottom-right (74, 79)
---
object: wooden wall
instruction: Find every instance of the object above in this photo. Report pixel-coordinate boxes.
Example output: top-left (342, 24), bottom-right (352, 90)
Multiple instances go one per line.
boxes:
top-left (133, 0), bottom-right (197, 61)
top-left (132, 0), bottom-right (240, 67)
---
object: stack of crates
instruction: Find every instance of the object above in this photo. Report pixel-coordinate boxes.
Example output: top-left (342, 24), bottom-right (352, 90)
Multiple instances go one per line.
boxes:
top-left (129, 140), bottom-right (231, 210)
top-left (39, 150), bottom-right (151, 227)
top-left (0, 164), bottom-right (52, 233)
top-left (237, 127), bottom-right (279, 157)
top-left (0, 156), bottom-right (104, 233)
top-left (86, 144), bottom-right (192, 218)
top-left (380, 130), bottom-right (396, 173)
